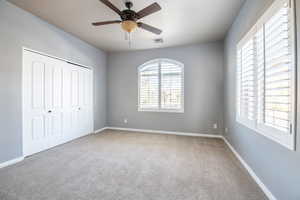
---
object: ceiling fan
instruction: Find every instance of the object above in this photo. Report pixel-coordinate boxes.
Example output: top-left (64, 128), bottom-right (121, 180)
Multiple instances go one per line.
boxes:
top-left (92, 0), bottom-right (162, 35)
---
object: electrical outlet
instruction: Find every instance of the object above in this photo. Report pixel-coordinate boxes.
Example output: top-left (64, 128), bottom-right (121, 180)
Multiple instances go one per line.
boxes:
top-left (225, 128), bottom-right (229, 133)
top-left (213, 123), bottom-right (218, 129)
top-left (124, 118), bottom-right (128, 124)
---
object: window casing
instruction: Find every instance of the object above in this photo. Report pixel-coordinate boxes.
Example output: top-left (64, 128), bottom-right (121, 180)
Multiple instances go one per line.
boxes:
top-left (236, 0), bottom-right (296, 150)
top-left (138, 59), bottom-right (184, 113)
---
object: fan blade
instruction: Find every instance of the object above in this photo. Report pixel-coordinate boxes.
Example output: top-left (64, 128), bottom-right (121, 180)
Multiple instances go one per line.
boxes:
top-left (99, 0), bottom-right (122, 16)
top-left (137, 3), bottom-right (161, 19)
top-left (92, 20), bottom-right (121, 26)
top-left (138, 22), bottom-right (162, 35)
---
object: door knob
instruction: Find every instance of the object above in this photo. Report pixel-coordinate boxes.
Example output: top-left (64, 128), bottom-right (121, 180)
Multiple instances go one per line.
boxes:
top-left (78, 107), bottom-right (81, 110)
top-left (48, 110), bottom-right (52, 113)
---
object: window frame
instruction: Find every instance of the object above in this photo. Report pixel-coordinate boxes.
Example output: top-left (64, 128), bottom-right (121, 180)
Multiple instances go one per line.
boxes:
top-left (236, 0), bottom-right (297, 150)
top-left (138, 58), bottom-right (185, 113)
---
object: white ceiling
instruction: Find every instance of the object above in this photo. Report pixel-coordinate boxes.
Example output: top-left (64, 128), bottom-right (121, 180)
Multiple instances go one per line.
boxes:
top-left (8, 0), bottom-right (245, 52)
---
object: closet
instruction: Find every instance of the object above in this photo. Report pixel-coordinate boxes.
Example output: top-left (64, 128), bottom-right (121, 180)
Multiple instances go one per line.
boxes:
top-left (22, 50), bottom-right (93, 156)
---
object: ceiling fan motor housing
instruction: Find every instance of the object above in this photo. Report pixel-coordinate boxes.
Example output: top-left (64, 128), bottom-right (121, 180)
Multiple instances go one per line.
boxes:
top-left (121, 9), bottom-right (138, 21)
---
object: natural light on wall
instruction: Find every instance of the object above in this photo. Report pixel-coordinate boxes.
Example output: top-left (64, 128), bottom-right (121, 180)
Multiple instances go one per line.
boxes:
top-left (236, 0), bottom-right (296, 150)
top-left (138, 59), bottom-right (184, 113)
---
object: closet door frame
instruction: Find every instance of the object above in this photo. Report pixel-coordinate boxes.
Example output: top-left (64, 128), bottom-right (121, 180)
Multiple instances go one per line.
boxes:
top-left (22, 47), bottom-right (94, 157)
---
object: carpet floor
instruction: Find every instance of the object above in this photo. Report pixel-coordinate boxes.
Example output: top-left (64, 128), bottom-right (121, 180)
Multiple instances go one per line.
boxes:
top-left (0, 130), bottom-right (267, 200)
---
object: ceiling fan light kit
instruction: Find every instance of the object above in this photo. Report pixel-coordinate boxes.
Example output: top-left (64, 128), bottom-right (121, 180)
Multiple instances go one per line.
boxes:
top-left (121, 20), bottom-right (137, 33)
top-left (92, 0), bottom-right (162, 46)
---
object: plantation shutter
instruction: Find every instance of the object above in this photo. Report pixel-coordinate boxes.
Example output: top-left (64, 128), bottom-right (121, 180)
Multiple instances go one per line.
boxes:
top-left (139, 59), bottom-right (184, 112)
top-left (262, 3), bottom-right (293, 133)
top-left (236, 49), bottom-right (242, 117)
top-left (237, 32), bottom-right (256, 125)
top-left (139, 62), bottom-right (159, 109)
top-left (236, 0), bottom-right (295, 150)
top-left (160, 61), bottom-right (183, 110)
top-left (256, 27), bottom-right (265, 124)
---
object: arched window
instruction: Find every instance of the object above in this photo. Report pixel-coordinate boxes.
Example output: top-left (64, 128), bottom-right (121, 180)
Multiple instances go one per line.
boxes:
top-left (138, 59), bottom-right (184, 112)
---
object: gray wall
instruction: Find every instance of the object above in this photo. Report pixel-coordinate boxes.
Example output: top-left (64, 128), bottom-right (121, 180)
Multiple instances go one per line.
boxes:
top-left (107, 42), bottom-right (224, 134)
top-left (224, 0), bottom-right (300, 199)
top-left (0, 1), bottom-right (107, 163)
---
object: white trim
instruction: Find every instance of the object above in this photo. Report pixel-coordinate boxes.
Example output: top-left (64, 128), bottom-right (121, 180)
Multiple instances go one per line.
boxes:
top-left (22, 47), bottom-right (92, 69)
top-left (105, 127), bottom-right (222, 138)
top-left (222, 137), bottom-right (277, 200)
top-left (237, 24), bottom-right (257, 49)
top-left (94, 127), bottom-right (107, 134)
top-left (0, 157), bottom-right (24, 169)
top-left (137, 108), bottom-right (184, 113)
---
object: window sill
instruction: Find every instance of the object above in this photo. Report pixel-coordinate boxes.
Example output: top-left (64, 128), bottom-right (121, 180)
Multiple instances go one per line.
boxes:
top-left (236, 118), bottom-right (295, 151)
top-left (138, 109), bottom-right (184, 113)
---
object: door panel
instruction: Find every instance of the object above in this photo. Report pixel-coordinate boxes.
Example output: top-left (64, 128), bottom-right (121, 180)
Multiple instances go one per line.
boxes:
top-left (84, 70), bottom-right (93, 106)
top-left (62, 112), bottom-right (72, 141)
top-left (71, 70), bottom-right (79, 106)
top-left (44, 115), bottom-right (53, 137)
top-left (52, 113), bottom-right (62, 136)
top-left (23, 50), bottom-right (94, 156)
top-left (71, 65), bottom-right (82, 137)
top-left (84, 71), bottom-right (90, 106)
top-left (46, 60), bottom-right (64, 147)
top-left (63, 67), bottom-right (72, 108)
top-left (62, 67), bottom-right (72, 141)
top-left (44, 64), bottom-right (53, 110)
top-left (78, 68), bottom-right (86, 136)
top-left (32, 62), bottom-right (45, 109)
top-left (84, 69), bottom-right (93, 134)
top-left (48, 112), bottom-right (63, 148)
top-left (78, 68), bottom-right (93, 135)
top-left (78, 69), bottom-right (84, 107)
top-left (23, 52), bottom-right (50, 155)
top-left (32, 116), bottom-right (45, 140)
top-left (30, 116), bottom-right (46, 154)
top-left (71, 109), bottom-right (80, 137)
top-left (53, 67), bottom-right (63, 109)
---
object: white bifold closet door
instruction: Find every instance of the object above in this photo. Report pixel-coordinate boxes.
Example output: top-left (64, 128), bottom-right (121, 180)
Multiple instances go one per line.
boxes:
top-left (23, 50), bottom-right (93, 156)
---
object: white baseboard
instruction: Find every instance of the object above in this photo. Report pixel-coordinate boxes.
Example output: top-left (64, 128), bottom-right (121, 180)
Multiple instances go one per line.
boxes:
top-left (222, 137), bottom-right (277, 200)
top-left (105, 126), bottom-right (223, 138)
top-left (94, 127), bottom-right (107, 134)
top-left (0, 156), bottom-right (24, 169)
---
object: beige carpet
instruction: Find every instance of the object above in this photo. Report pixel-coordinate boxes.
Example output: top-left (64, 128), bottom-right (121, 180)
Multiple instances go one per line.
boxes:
top-left (0, 130), bottom-right (267, 200)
